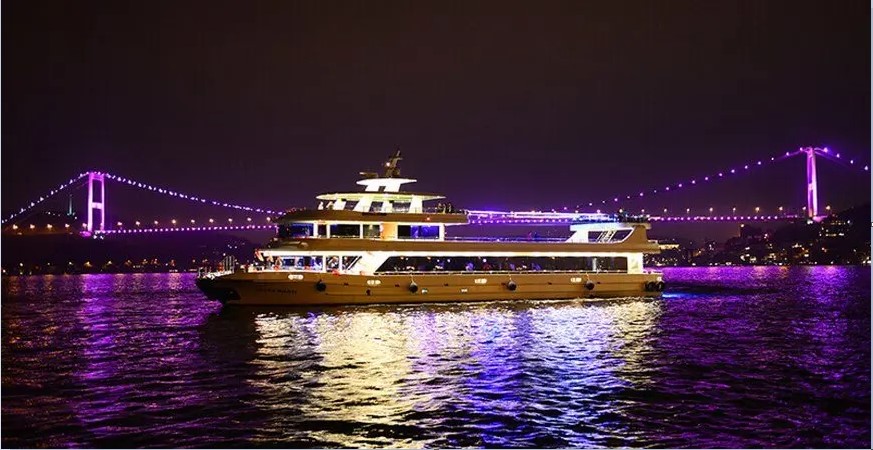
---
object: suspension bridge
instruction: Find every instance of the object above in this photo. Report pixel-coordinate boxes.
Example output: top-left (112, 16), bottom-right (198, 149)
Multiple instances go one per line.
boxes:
top-left (2, 146), bottom-right (868, 238)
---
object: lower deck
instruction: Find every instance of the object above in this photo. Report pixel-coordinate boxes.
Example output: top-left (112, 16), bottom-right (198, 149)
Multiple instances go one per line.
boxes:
top-left (196, 270), bottom-right (665, 306)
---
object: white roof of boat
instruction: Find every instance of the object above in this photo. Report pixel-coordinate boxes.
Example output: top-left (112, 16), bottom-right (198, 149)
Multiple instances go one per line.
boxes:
top-left (316, 192), bottom-right (445, 202)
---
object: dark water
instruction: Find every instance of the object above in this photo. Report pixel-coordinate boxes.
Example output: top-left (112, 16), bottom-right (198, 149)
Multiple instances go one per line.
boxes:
top-left (2, 267), bottom-right (870, 448)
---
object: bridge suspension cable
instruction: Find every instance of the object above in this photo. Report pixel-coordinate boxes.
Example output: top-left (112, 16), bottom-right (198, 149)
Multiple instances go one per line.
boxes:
top-left (1, 170), bottom-right (283, 229)
top-left (573, 147), bottom-right (869, 210)
top-left (101, 172), bottom-right (280, 215)
top-left (1, 172), bottom-right (89, 225)
top-left (4, 146), bottom-right (868, 234)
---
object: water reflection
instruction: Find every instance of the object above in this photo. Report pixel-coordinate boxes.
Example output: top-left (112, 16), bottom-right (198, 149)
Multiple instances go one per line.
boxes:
top-left (2, 268), bottom-right (870, 448)
top-left (245, 298), bottom-right (663, 447)
top-left (65, 274), bottom-right (252, 447)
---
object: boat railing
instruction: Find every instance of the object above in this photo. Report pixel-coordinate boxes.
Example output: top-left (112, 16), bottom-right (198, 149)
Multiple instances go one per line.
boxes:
top-left (443, 236), bottom-right (568, 242)
top-left (374, 269), bottom-right (627, 275)
top-left (273, 236), bottom-right (569, 242)
top-left (389, 207), bottom-right (468, 214)
top-left (197, 268), bottom-right (234, 279)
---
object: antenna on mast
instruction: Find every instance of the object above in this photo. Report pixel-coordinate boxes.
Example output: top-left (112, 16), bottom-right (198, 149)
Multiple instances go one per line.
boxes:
top-left (383, 147), bottom-right (403, 178)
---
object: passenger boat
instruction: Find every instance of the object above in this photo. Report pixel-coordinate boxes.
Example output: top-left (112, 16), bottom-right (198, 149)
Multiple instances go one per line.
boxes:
top-left (196, 151), bottom-right (664, 305)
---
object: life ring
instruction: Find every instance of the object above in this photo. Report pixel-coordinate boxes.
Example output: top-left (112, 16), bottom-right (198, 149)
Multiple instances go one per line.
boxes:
top-left (315, 280), bottom-right (327, 292)
top-left (656, 281), bottom-right (665, 292)
top-left (585, 281), bottom-right (596, 290)
top-left (408, 282), bottom-right (419, 293)
top-left (506, 280), bottom-right (517, 291)
top-left (645, 281), bottom-right (656, 292)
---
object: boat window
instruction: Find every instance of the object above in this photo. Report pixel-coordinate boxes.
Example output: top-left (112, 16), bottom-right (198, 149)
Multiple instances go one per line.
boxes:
top-left (588, 229), bottom-right (633, 242)
top-left (363, 224), bottom-right (381, 238)
top-left (375, 256), bottom-right (628, 273)
top-left (330, 224), bottom-right (361, 238)
top-left (275, 256), bottom-right (322, 270)
top-left (278, 223), bottom-right (313, 239)
top-left (342, 256), bottom-right (361, 270)
top-left (398, 225), bottom-right (440, 239)
top-left (612, 230), bottom-right (632, 241)
top-left (317, 224), bottom-right (327, 238)
top-left (326, 256), bottom-right (340, 270)
top-left (595, 256), bottom-right (628, 271)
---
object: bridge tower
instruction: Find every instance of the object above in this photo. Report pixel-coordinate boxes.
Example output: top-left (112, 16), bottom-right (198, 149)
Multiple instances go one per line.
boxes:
top-left (804, 147), bottom-right (818, 219)
top-left (799, 147), bottom-right (823, 221)
top-left (86, 171), bottom-right (106, 232)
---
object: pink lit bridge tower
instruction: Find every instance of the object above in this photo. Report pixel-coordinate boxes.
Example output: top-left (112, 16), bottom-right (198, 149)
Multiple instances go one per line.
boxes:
top-left (85, 172), bottom-right (106, 234)
top-left (801, 147), bottom-right (820, 220)
top-left (796, 146), bottom-right (843, 222)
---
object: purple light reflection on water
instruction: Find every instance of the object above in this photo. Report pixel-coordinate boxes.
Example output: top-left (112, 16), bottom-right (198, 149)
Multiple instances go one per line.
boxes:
top-left (2, 268), bottom-right (870, 448)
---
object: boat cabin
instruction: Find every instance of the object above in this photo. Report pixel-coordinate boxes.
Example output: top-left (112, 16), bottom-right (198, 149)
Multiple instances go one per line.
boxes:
top-left (273, 151), bottom-right (467, 242)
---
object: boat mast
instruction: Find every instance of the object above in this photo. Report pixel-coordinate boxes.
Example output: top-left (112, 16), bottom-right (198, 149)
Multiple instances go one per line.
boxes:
top-left (383, 148), bottom-right (402, 178)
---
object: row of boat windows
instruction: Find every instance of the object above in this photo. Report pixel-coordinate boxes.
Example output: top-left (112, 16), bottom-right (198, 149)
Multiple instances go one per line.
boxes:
top-left (261, 255), bottom-right (361, 270)
top-left (278, 223), bottom-right (440, 239)
top-left (374, 256), bottom-right (629, 273)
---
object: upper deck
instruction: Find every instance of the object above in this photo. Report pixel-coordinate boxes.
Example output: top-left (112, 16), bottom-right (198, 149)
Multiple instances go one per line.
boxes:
top-left (269, 151), bottom-right (655, 249)
top-left (274, 150), bottom-right (470, 227)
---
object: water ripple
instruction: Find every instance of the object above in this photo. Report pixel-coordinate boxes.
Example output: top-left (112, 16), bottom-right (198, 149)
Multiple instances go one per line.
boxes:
top-left (2, 268), bottom-right (870, 448)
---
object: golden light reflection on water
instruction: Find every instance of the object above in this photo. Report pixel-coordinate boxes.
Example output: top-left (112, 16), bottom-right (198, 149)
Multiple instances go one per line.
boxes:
top-left (250, 298), bottom-right (662, 447)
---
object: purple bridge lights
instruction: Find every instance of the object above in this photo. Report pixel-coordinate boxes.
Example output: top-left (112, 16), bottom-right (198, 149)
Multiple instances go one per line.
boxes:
top-left (84, 172), bottom-right (105, 236)
top-left (0, 146), bottom-right (868, 236)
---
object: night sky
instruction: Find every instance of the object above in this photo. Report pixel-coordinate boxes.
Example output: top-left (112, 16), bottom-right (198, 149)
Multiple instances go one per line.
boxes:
top-left (3, 1), bottom-right (870, 224)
